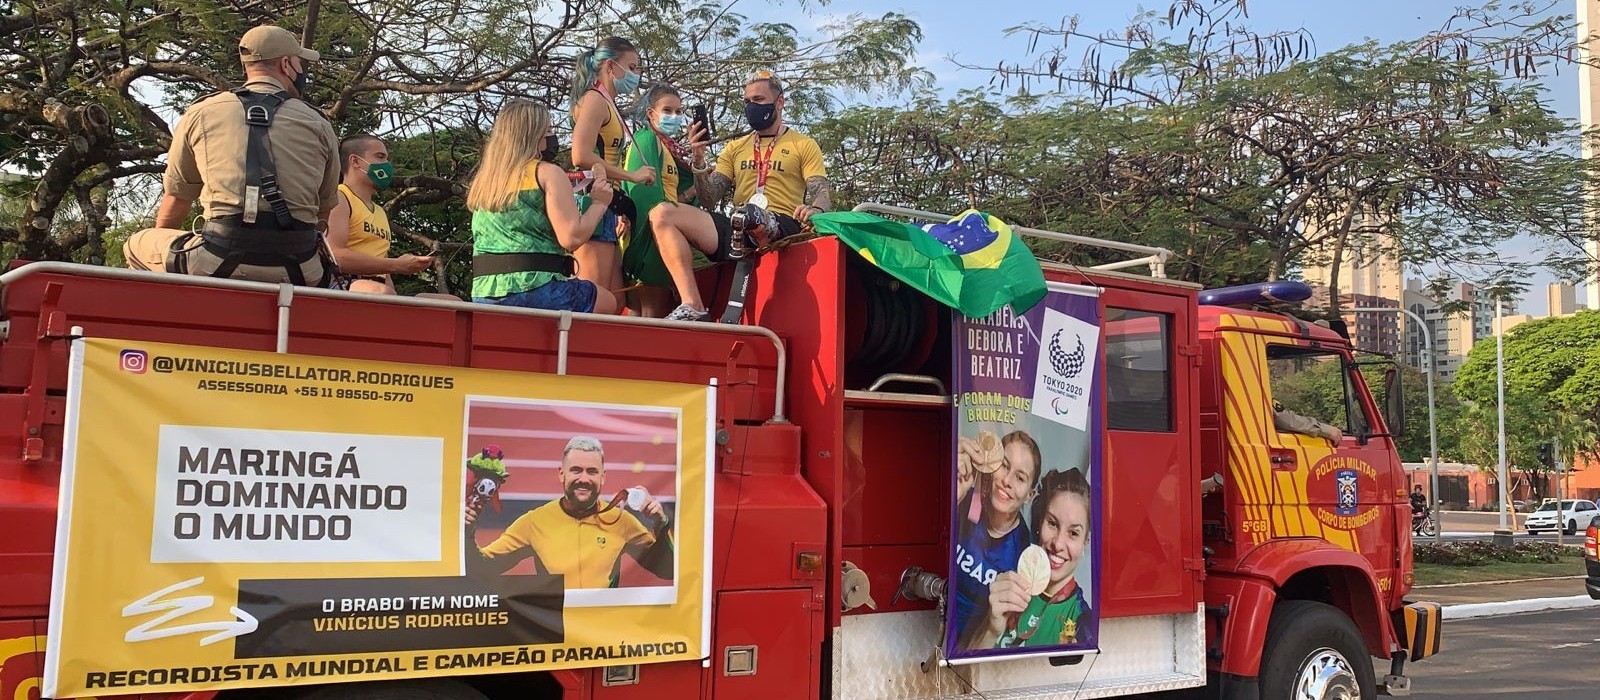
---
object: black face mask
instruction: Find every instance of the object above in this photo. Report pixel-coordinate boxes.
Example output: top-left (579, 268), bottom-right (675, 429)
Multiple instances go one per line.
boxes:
top-left (540, 134), bottom-right (559, 162)
top-left (744, 101), bottom-right (778, 132)
top-left (288, 60), bottom-right (309, 97)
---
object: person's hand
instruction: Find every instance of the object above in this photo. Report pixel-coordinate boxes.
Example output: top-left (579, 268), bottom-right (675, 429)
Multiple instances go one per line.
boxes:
top-left (985, 571), bottom-right (1033, 636)
top-left (793, 204), bottom-right (822, 223)
top-left (630, 165), bottom-right (657, 186)
top-left (1323, 426), bottom-right (1343, 443)
top-left (590, 175), bottom-right (614, 206)
top-left (464, 503), bottom-right (481, 527)
top-left (958, 436), bottom-right (984, 463)
top-left (392, 254), bottom-right (433, 274)
top-left (956, 458), bottom-right (975, 504)
top-left (637, 493), bottom-right (665, 520)
top-left (687, 121), bottom-right (711, 161)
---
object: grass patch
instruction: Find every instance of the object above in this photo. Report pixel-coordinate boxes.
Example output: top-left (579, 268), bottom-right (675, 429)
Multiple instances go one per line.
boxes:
top-left (1412, 541), bottom-right (1585, 586)
top-left (1413, 557), bottom-right (1584, 585)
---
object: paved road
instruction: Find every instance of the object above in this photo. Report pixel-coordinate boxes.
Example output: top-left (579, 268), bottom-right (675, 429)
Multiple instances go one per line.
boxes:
top-left (1374, 608), bottom-right (1599, 698)
top-left (1431, 511), bottom-right (1591, 543)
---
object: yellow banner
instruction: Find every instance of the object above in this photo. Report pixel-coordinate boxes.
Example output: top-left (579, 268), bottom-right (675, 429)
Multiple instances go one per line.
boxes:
top-left (45, 339), bottom-right (713, 697)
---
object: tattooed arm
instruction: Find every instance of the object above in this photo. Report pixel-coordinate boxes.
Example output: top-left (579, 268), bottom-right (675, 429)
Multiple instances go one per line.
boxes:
top-left (805, 176), bottom-right (832, 211)
top-left (794, 176), bottom-right (832, 223)
top-left (698, 172), bottom-right (732, 210)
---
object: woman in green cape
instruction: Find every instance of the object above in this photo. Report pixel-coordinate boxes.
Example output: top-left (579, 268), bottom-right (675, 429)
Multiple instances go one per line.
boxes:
top-left (620, 84), bottom-right (737, 320)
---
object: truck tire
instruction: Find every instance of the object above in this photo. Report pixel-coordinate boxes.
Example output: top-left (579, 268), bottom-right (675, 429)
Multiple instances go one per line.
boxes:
top-left (1258, 600), bottom-right (1375, 700)
top-left (296, 679), bottom-right (489, 700)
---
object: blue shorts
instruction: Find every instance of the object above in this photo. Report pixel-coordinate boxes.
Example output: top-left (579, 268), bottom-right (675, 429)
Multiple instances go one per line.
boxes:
top-left (591, 208), bottom-right (619, 243)
top-left (475, 278), bottom-right (597, 313)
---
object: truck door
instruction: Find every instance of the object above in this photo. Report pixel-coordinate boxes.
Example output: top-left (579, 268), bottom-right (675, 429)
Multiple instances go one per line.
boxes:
top-left (1261, 342), bottom-right (1397, 592)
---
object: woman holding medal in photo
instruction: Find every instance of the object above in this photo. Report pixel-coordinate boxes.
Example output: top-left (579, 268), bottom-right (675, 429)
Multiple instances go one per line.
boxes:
top-left (619, 84), bottom-right (740, 321)
top-left (949, 430), bottom-right (1040, 646)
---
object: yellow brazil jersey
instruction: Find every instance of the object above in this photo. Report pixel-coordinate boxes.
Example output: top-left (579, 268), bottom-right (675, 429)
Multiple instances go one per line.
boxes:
top-left (661, 150), bottom-right (680, 204)
top-left (582, 91), bottom-right (627, 168)
top-left (478, 500), bottom-right (655, 588)
top-left (714, 128), bottom-right (827, 216)
top-left (338, 184), bottom-right (392, 258)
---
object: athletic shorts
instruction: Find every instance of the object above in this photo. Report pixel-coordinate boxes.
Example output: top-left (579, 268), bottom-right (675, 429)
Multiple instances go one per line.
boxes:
top-left (474, 277), bottom-right (597, 313)
top-left (591, 207), bottom-right (619, 244)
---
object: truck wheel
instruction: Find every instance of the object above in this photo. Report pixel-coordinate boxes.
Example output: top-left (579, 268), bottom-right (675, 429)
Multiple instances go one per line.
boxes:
top-left (1259, 600), bottom-right (1375, 700)
top-left (297, 680), bottom-right (489, 700)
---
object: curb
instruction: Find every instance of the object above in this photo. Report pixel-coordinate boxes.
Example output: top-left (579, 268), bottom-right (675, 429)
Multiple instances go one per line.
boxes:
top-left (1441, 595), bottom-right (1600, 620)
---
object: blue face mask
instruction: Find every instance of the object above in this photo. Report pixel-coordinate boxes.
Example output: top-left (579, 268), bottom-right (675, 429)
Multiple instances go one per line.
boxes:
top-left (614, 68), bottom-right (641, 94)
top-left (656, 113), bottom-right (687, 136)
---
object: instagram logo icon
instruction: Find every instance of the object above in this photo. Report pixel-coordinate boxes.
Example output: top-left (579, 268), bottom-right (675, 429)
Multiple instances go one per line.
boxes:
top-left (119, 349), bottom-right (148, 374)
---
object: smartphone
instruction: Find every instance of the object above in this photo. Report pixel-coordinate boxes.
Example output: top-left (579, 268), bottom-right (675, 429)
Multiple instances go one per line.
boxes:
top-left (693, 105), bottom-right (711, 138)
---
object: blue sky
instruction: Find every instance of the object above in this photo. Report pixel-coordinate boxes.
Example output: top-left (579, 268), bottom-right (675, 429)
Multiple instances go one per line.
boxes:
top-left (756, 0), bottom-right (1585, 314)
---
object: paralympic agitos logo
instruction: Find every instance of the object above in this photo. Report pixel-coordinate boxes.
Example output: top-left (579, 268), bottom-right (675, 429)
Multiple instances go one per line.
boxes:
top-left (1048, 331), bottom-right (1086, 379)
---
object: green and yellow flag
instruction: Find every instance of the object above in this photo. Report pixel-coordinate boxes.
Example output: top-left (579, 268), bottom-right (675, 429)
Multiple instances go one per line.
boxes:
top-left (810, 209), bottom-right (1048, 317)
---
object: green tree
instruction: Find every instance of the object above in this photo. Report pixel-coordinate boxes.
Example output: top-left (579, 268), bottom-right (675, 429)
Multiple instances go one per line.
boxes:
top-left (1453, 310), bottom-right (1600, 494)
top-left (810, 0), bottom-right (1600, 293)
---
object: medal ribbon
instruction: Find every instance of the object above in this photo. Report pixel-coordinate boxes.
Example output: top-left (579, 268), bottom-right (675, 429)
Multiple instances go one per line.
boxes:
top-left (752, 130), bottom-right (782, 194)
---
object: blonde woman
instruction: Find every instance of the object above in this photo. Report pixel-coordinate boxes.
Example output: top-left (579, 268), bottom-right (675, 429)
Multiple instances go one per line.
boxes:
top-left (468, 99), bottom-right (619, 314)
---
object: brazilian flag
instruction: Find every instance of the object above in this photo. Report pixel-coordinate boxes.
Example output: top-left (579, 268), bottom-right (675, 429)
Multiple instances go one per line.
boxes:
top-left (810, 209), bottom-right (1048, 317)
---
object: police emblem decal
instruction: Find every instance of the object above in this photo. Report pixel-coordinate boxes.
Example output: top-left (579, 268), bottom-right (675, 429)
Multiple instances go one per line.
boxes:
top-left (1335, 469), bottom-right (1359, 516)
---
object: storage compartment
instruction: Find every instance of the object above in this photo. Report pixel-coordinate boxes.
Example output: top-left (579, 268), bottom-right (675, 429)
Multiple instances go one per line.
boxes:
top-left (713, 589), bottom-right (819, 699)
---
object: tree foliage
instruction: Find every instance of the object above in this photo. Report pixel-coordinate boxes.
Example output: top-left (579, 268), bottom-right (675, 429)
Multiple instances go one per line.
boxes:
top-left (811, 0), bottom-right (1599, 294)
top-left (1453, 310), bottom-right (1600, 472)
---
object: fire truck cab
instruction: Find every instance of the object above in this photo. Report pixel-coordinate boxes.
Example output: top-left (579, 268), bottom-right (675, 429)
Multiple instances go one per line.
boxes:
top-left (0, 203), bottom-right (1440, 700)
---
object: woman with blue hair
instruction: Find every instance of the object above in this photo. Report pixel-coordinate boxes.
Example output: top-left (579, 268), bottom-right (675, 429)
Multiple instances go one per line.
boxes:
top-left (570, 36), bottom-right (654, 299)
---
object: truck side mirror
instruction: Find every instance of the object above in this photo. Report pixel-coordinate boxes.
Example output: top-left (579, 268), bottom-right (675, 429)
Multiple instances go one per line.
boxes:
top-left (1383, 366), bottom-right (1406, 439)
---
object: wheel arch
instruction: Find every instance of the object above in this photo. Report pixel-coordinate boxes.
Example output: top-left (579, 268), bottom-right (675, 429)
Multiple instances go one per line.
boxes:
top-left (1209, 540), bottom-right (1398, 677)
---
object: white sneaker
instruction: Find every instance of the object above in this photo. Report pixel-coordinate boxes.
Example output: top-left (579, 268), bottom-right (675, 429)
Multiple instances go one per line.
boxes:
top-left (665, 304), bottom-right (711, 322)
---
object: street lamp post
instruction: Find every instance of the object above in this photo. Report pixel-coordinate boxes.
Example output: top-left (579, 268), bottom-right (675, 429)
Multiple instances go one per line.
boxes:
top-left (1494, 297), bottom-right (1514, 546)
top-left (1352, 306), bottom-right (1441, 544)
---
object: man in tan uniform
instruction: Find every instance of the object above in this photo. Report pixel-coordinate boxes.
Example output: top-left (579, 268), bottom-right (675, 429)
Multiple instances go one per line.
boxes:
top-left (124, 24), bottom-right (340, 287)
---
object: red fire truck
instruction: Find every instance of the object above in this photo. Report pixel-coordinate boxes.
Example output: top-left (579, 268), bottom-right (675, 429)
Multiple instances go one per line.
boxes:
top-left (0, 203), bottom-right (1440, 699)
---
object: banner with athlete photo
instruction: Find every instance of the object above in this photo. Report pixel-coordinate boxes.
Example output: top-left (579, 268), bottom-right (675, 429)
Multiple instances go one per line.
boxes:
top-left (946, 283), bottom-right (1103, 662)
top-left (45, 339), bottom-right (713, 697)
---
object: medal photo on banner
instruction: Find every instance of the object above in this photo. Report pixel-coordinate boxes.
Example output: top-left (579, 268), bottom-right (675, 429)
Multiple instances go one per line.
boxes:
top-left (945, 285), bottom-right (1103, 662)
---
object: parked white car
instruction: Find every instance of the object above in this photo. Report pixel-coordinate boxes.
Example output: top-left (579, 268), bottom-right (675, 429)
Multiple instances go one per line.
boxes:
top-left (1525, 499), bottom-right (1600, 535)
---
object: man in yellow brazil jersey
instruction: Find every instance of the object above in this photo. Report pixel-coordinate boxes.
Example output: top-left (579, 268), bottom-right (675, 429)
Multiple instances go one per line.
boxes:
top-left (702, 71), bottom-right (832, 242)
top-left (324, 134), bottom-right (433, 293)
top-left (465, 436), bottom-right (674, 588)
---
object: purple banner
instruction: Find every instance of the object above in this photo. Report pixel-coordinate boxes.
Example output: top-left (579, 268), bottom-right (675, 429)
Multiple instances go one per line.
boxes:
top-left (945, 286), bottom-right (1103, 661)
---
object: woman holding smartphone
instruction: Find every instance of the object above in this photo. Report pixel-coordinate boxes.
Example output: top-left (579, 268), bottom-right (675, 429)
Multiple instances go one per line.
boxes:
top-left (620, 84), bottom-right (737, 321)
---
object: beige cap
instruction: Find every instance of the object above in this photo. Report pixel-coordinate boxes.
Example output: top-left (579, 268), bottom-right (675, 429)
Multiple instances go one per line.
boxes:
top-left (238, 25), bottom-right (320, 63)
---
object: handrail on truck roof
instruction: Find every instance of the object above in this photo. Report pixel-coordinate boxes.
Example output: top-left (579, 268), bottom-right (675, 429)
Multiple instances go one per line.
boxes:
top-left (850, 202), bottom-right (1172, 279)
top-left (0, 262), bottom-right (789, 423)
